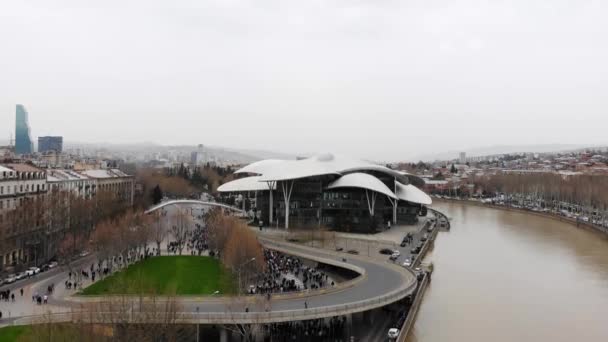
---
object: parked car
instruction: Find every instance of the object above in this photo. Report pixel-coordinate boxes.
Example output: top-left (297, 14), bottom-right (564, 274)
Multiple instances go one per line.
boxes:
top-left (400, 241), bottom-right (407, 247)
top-left (389, 251), bottom-right (400, 261)
top-left (380, 248), bottom-right (394, 255)
top-left (402, 259), bottom-right (412, 267)
top-left (30, 267), bottom-right (41, 275)
top-left (15, 272), bottom-right (27, 280)
top-left (388, 328), bottom-right (400, 339)
top-left (49, 261), bottom-right (58, 269)
top-left (411, 247), bottom-right (419, 255)
top-left (25, 268), bottom-right (35, 277)
top-left (421, 234), bottom-right (429, 242)
top-left (335, 247), bottom-right (344, 252)
top-left (347, 249), bottom-right (359, 255)
top-left (4, 274), bottom-right (17, 284)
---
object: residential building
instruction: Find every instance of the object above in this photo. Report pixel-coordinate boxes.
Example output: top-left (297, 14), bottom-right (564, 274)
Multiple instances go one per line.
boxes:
top-left (80, 169), bottom-right (134, 205)
top-left (15, 104), bottom-right (34, 155)
top-left (0, 162), bottom-right (135, 273)
top-left (38, 136), bottom-right (63, 153)
top-left (0, 163), bottom-right (48, 271)
top-left (459, 152), bottom-right (466, 165)
top-left (47, 169), bottom-right (96, 199)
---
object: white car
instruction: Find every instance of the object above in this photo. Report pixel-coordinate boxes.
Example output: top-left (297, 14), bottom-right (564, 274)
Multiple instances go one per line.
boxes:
top-left (389, 251), bottom-right (401, 261)
top-left (49, 261), bottom-right (58, 269)
top-left (4, 274), bottom-right (17, 284)
top-left (29, 267), bottom-right (41, 275)
top-left (402, 259), bottom-right (412, 267)
top-left (388, 328), bottom-right (400, 339)
top-left (15, 272), bottom-right (27, 280)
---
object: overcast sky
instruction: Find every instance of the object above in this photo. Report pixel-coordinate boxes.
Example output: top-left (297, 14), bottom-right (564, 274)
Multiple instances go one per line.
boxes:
top-left (1, 0), bottom-right (606, 161)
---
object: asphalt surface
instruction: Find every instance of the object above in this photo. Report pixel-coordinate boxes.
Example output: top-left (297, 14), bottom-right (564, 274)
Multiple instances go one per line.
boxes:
top-left (1, 203), bottom-right (417, 327)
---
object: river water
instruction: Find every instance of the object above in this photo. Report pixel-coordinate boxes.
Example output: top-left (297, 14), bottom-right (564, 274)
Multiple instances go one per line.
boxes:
top-left (408, 201), bottom-right (608, 342)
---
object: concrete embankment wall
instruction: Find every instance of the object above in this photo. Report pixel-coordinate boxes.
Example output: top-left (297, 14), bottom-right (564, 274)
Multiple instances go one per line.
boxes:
top-left (397, 209), bottom-right (445, 341)
top-left (398, 273), bottom-right (430, 342)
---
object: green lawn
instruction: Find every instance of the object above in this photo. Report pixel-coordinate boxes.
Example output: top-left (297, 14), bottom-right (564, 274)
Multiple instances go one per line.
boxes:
top-left (80, 256), bottom-right (236, 296)
top-left (0, 325), bottom-right (31, 342)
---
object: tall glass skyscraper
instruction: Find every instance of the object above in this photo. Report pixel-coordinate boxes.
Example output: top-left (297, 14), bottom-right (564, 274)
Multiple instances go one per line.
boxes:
top-left (15, 104), bottom-right (34, 155)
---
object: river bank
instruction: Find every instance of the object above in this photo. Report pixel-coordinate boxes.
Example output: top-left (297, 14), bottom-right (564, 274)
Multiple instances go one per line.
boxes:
top-left (409, 201), bottom-right (608, 342)
top-left (434, 197), bottom-right (608, 236)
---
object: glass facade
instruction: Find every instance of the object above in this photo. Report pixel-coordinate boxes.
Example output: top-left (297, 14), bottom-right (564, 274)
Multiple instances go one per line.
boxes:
top-left (15, 104), bottom-right (33, 155)
top-left (254, 174), bottom-right (423, 232)
top-left (38, 136), bottom-right (63, 153)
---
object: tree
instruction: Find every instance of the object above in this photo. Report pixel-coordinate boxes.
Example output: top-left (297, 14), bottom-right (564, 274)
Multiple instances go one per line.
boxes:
top-left (170, 209), bottom-right (192, 255)
top-left (152, 185), bottom-right (163, 205)
top-left (450, 164), bottom-right (458, 174)
top-left (152, 210), bottom-right (168, 256)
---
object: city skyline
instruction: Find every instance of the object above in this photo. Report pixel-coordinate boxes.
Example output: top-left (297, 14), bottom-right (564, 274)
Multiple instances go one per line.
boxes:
top-left (2, 0), bottom-right (607, 161)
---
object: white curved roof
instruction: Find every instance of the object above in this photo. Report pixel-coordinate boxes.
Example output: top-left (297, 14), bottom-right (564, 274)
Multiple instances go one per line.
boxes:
top-left (234, 159), bottom-right (284, 175)
top-left (217, 176), bottom-right (275, 192)
top-left (326, 173), bottom-right (397, 199)
top-left (395, 181), bottom-right (432, 205)
top-left (236, 153), bottom-right (407, 182)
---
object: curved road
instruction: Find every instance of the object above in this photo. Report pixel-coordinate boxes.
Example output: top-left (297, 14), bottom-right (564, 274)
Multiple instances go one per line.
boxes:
top-left (3, 234), bottom-right (417, 326)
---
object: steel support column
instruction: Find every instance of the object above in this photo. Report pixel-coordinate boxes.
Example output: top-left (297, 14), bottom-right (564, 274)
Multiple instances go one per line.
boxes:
top-left (266, 181), bottom-right (275, 224)
top-left (281, 180), bottom-right (295, 229)
top-left (365, 189), bottom-right (377, 216)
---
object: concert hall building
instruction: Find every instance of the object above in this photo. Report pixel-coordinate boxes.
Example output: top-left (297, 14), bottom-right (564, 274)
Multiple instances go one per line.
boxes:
top-left (218, 154), bottom-right (432, 232)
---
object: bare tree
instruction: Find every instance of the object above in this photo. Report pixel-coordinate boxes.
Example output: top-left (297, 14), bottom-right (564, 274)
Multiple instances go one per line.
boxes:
top-left (170, 209), bottom-right (192, 255)
top-left (152, 210), bottom-right (168, 255)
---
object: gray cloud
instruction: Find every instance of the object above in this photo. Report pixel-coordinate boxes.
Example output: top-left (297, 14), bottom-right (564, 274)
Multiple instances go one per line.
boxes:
top-left (1, 0), bottom-right (606, 160)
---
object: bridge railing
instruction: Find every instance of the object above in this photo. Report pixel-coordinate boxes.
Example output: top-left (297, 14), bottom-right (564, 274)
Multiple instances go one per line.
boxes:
top-left (11, 284), bottom-right (416, 326)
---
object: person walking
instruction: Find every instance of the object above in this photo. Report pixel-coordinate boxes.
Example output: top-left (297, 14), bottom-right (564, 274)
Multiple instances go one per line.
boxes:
top-left (304, 301), bottom-right (308, 309)
top-left (20, 288), bottom-right (23, 297)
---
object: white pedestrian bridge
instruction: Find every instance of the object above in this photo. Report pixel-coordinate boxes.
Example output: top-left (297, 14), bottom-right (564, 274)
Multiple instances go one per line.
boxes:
top-left (144, 199), bottom-right (245, 215)
top-left (2, 200), bottom-right (418, 327)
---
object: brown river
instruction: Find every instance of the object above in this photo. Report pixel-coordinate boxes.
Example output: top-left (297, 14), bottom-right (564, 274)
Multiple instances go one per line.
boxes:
top-left (408, 201), bottom-right (608, 342)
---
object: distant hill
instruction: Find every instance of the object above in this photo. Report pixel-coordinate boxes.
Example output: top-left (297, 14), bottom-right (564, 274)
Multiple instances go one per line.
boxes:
top-left (411, 144), bottom-right (607, 162)
top-left (61, 141), bottom-right (295, 164)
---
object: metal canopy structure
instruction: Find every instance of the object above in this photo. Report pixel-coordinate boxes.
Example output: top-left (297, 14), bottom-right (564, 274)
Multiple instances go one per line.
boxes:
top-left (395, 181), bottom-right (433, 205)
top-left (216, 176), bottom-right (276, 192)
top-left (220, 153), bottom-right (431, 229)
top-left (326, 172), bottom-right (397, 217)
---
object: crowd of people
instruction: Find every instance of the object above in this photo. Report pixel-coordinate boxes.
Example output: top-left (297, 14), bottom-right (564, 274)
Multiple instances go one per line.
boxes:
top-left (250, 250), bottom-right (334, 295)
top-left (264, 317), bottom-right (348, 341)
top-left (187, 222), bottom-right (209, 255)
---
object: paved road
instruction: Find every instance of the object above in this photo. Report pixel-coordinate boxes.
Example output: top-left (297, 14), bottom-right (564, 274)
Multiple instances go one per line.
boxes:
top-left (2, 224), bottom-right (417, 327)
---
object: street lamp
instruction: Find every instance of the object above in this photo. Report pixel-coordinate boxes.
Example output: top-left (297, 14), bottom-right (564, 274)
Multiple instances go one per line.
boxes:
top-left (237, 258), bottom-right (256, 296)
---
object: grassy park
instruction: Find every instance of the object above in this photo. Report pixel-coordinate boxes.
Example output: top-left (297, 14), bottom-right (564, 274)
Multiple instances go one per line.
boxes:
top-left (0, 326), bottom-right (31, 342)
top-left (80, 256), bottom-right (236, 296)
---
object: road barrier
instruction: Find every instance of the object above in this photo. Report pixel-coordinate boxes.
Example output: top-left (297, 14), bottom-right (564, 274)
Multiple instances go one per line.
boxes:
top-left (9, 238), bottom-right (418, 326)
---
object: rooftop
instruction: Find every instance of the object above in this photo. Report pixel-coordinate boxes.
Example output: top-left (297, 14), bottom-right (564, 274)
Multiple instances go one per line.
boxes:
top-left (80, 169), bottom-right (130, 179)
